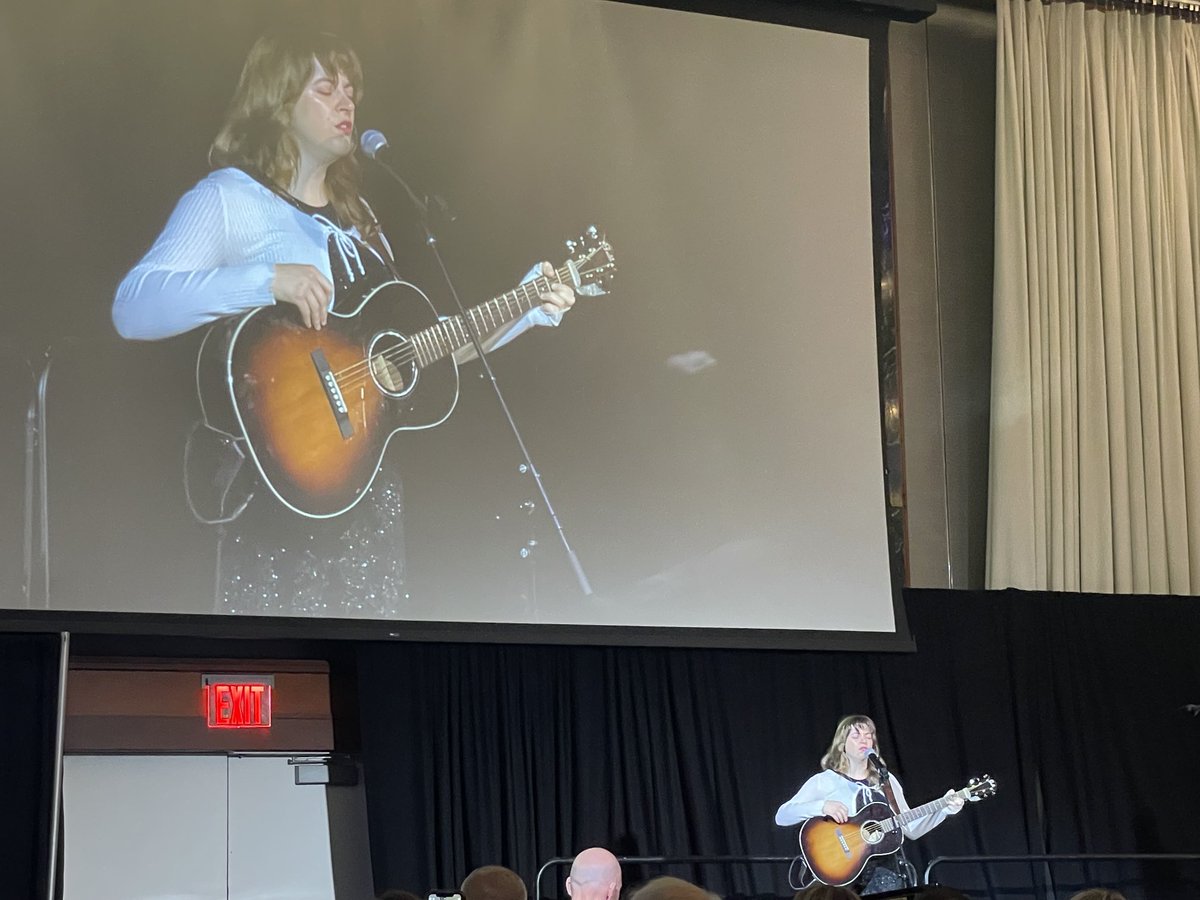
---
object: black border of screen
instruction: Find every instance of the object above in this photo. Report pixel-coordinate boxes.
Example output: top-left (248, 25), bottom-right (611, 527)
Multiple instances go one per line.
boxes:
top-left (0, 0), bottom-right (915, 653)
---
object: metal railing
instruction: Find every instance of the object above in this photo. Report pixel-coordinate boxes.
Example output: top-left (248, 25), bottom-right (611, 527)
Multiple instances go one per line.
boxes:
top-left (924, 852), bottom-right (1200, 896)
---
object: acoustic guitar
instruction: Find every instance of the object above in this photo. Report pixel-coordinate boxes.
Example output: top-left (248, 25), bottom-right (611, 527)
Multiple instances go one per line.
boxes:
top-left (798, 774), bottom-right (997, 886)
top-left (193, 227), bottom-right (616, 518)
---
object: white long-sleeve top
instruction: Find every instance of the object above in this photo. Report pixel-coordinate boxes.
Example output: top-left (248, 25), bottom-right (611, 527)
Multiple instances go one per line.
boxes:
top-left (774, 769), bottom-right (950, 840)
top-left (112, 166), bottom-right (560, 351)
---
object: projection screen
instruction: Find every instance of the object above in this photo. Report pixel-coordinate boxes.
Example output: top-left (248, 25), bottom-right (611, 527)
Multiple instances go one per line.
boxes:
top-left (0, 0), bottom-right (907, 648)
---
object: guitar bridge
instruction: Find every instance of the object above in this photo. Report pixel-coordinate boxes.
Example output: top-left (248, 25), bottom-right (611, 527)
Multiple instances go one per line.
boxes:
top-left (311, 348), bottom-right (354, 440)
top-left (834, 830), bottom-right (851, 857)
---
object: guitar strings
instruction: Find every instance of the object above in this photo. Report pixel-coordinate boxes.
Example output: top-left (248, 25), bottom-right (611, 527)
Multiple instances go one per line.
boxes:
top-left (334, 251), bottom-right (612, 390)
top-left (338, 270), bottom-right (561, 379)
top-left (326, 265), bottom-right (572, 394)
top-left (330, 271), bottom-right (559, 384)
top-left (330, 274), bottom-right (558, 396)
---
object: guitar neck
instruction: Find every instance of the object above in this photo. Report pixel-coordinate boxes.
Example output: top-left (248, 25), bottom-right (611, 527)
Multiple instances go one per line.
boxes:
top-left (883, 788), bottom-right (966, 833)
top-left (408, 267), bottom-right (567, 367)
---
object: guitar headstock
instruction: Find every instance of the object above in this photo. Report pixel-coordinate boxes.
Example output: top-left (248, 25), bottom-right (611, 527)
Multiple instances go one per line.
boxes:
top-left (965, 774), bottom-right (997, 801)
top-left (564, 225), bottom-right (616, 298)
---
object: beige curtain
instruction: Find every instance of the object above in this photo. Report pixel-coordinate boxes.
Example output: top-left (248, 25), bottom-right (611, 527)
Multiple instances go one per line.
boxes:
top-left (988, 0), bottom-right (1200, 592)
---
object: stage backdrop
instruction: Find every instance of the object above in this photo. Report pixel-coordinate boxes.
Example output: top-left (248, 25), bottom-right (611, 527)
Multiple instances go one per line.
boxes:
top-left (357, 589), bottom-right (1200, 900)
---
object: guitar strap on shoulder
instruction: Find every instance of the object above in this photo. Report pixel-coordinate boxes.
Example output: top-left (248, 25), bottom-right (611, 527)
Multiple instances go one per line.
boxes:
top-left (880, 777), bottom-right (902, 815)
top-left (360, 198), bottom-right (404, 281)
top-left (878, 776), bottom-right (917, 888)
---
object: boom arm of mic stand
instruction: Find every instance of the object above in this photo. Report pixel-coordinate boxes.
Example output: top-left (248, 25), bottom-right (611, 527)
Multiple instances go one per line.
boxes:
top-left (374, 158), bottom-right (593, 596)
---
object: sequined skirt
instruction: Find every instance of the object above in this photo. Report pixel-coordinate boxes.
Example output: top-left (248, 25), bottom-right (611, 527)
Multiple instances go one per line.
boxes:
top-left (216, 470), bottom-right (407, 618)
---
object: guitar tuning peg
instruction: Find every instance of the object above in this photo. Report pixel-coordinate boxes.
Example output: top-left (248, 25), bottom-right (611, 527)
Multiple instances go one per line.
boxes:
top-left (586, 225), bottom-right (598, 238)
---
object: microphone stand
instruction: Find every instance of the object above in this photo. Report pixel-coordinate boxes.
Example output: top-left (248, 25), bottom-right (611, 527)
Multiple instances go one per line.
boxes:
top-left (369, 155), bottom-right (593, 597)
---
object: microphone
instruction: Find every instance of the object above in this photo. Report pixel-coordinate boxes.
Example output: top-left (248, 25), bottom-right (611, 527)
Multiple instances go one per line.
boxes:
top-left (865, 749), bottom-right (888, 775)
top-left (360, 128), bottom-right (390, 160)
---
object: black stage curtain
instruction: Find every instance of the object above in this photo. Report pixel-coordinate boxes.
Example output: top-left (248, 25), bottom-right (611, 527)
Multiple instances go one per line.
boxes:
top-left (0, 633), bottom-right (61, 900)
top-left (357, 590), bottom-right (1200, 900)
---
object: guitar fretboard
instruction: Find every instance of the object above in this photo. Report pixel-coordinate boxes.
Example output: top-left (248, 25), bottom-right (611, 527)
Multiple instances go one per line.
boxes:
top-left (406, 268), bottom-right (568, 368)
top-left (880, 790), bottom-right (965, 834)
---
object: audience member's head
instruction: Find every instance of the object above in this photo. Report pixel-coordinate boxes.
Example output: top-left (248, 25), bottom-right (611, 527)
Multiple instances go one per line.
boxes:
top-left (628, 876), bottom-right (718, 900)
top-left (1069, 891), bottom-right (1126, 900)
top-left (566, 848), bottom-right (623, 900)
top-left (795, 885), bottom-right (861, 900)
top-left (461, 866), bottom-right (528, 900)
top-left (378, 892), bottom-right (423, 900)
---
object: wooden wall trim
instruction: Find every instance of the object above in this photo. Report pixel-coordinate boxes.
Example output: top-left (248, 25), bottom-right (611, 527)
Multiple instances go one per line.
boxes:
top-left (65, 660), bottom-right (333, 753)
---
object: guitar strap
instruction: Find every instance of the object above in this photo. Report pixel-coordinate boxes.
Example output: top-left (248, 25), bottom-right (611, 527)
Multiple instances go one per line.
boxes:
top-left (360, 199), bottom-right (404, 282)
top-left (878, 776), bottom-right (916, 888)
top-left (880, 777), bottom-right (902, 815)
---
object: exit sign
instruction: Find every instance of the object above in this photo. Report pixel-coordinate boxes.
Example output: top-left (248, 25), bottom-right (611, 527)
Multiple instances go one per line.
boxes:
top-left (202, 675), bottom-right (274, 729)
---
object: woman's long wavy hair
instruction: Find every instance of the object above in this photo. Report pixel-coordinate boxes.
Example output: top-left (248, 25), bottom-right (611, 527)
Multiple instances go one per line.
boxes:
top-left (820, 714), bottom-right (885, 784)
top-left (210, 31), bottom-right (375, 236)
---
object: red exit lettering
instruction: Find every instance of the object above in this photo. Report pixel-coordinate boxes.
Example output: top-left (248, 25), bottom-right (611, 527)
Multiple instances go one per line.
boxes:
top-left (206, 683), bottom-right (272, 728)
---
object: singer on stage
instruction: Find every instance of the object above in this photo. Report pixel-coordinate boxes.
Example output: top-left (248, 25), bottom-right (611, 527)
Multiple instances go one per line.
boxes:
top-left (775, 715), bottom-right (964, 896)
top-left (111, 30), bottom-right (575, 616)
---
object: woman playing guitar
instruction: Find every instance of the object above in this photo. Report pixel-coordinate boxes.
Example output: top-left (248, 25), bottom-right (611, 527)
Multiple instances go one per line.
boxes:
top-left (775, 715), bottom-right (965, 896)
top-left (111, 30), bottom-right (576, 617)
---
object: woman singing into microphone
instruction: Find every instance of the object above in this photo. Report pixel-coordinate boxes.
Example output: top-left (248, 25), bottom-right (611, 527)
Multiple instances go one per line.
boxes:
top-left (112, 30), bottom-right (575, 617)
top-left (775, 715), bottom-right (964, 896)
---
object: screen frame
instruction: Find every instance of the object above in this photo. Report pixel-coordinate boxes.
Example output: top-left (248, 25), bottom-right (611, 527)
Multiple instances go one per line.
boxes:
top-left (2, 0), bottom-right (914, 652)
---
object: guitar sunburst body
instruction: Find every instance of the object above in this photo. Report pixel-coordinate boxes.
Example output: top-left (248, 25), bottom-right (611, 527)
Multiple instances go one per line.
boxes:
top-left (798, 801), bottom-right (901, 886)
top-left (199, 280), bottom-right (458, 518)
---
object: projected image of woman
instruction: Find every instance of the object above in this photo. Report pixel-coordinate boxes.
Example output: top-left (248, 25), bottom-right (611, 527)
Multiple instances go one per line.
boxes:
top-left (775, 715), bottom-right (964, 895)
top-left (112, 30), bottom-right (576, 617)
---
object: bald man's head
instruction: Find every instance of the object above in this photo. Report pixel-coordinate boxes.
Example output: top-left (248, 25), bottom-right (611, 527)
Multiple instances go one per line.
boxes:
top-left (566, 848), bottom-right (622, 900)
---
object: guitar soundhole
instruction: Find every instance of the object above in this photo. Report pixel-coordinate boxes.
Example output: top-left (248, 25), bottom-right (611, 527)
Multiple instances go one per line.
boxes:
top-left (367, 330), bottom-right (419, 399)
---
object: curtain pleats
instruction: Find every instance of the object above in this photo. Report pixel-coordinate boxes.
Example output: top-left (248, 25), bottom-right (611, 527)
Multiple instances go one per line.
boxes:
top-left (988, 0), bottom-right (1200, 592)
